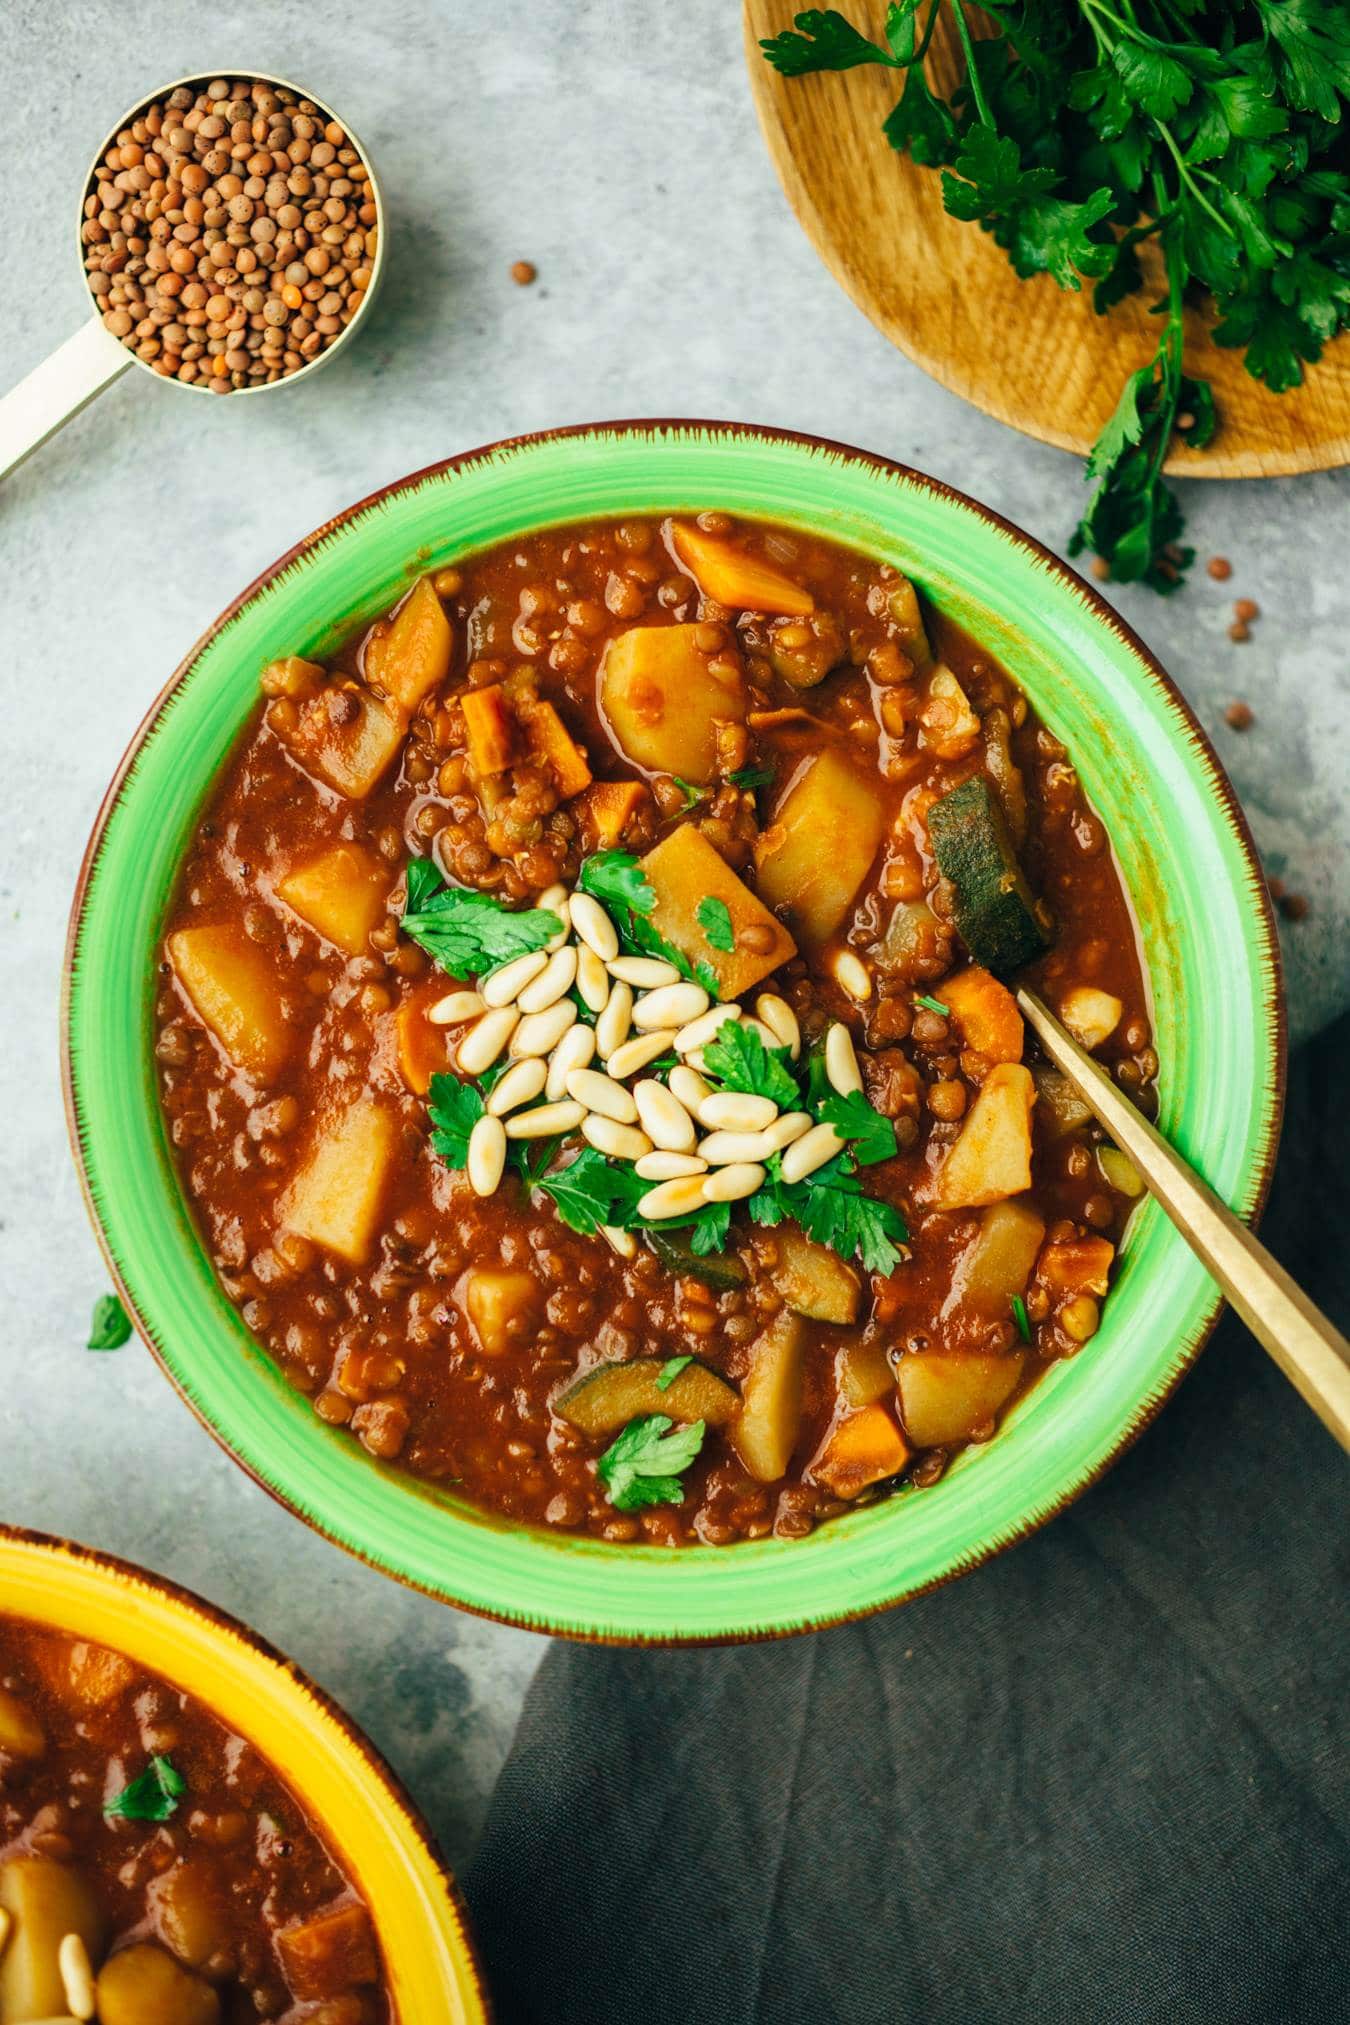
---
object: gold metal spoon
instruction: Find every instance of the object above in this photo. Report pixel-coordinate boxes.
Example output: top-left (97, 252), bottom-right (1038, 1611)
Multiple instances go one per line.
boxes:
top-left (1018, 990), bottom-right (1350, 1451)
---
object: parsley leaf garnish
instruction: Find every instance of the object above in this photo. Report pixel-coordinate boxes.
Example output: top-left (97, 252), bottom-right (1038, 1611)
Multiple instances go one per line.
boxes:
top-left (536, 1146), bottom-right (645, 1236)
top-left (578, 852), bottom-right (722, 999)
top-left (427, 1072), bottom-right (485, 1168)
top-left (88, 1293), bottom-right (132, 1351)
top-left (105, 1755), bottom-right (186, 1822)
top-left (402, 861), bottom-right (561, 979)
top-left (696, 897), bottom-right (736, 952)
top-left (762, 3), bottom-right (1350, 588)
top-left (597, 1414), bottom-right (706, 1511)
top-left (701, 1022), bottom-right (802, 1109)
top-left (673, 776), bottom-right (708, 808)
top-left (727, 763), bottom-right (775, 791)
top-left (749, 1153), bottom-right (908, 1274)
top-left (818, 1089), bottom-right (899, 1167)
top-left (656, 1354), bottom-right (694, 1390)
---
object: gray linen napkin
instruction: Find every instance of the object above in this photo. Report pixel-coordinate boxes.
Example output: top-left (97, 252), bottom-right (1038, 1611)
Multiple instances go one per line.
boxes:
top-left (463, 1024), bottom-right (1349, 2025)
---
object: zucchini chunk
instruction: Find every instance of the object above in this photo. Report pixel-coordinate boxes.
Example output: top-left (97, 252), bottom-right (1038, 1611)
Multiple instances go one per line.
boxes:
top-left (646, 1228), bottom-right (747, 1290)
top-left (927, 775), bottom-right (1049, 976)
top-left (556, 1357), bottom-right (739, 1435)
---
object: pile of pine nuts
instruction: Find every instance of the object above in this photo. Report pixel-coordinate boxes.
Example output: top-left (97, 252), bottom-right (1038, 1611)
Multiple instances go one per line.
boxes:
top-left (426, 878), bottom-right (868, 1243)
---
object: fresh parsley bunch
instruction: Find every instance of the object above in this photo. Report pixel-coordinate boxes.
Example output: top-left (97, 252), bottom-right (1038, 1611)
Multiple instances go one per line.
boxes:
top-left (763, 2), bottom-right (1350, 588)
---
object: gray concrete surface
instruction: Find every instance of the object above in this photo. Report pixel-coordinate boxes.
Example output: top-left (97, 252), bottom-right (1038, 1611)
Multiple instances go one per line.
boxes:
top-left (2, 1), bottom-right (1346, 1875)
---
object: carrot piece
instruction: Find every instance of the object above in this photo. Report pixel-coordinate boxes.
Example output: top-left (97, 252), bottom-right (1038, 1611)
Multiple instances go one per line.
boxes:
top-left (523, 698), bottom-right (592, 796)
top-left (461, 684), bottom-right (516, 775)
top-left (941, 966), bottom-right (1025, 1065)
top-left (670, 521), bottom-right (815, 615)
top-left (393, 994), bottom-right (451, 1096)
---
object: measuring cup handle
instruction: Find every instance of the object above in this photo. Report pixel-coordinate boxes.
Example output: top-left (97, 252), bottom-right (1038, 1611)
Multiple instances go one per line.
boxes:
top-left (0, 317), bottom-right (134, 481)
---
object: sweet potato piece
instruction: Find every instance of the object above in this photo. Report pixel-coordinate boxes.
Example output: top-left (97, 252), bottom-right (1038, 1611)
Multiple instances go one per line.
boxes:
top-left (898, 1352), bottom-right (1025, 1448)
top-left (461, 683), bottom-right (517, 776)
top-left (277, 1900), bottom-right (378, 2002)
top-left (459, 1268), bottom-right (541, 1357)
top-left (947, 1199), bottom-right (1045, 1317)
top-left (169, 925), bottom-right (291, 1083)
top-left (836, 1335), bottom-right (895, 1409)
top-left (1036, 1236), bottom-right (1114, 1300)
top-left (0, 1855), bottom-right (108, 2019)
top-left (755, 749), bottom-right (886, 944)
top-left (522, 697), bottom-right (592, 796)
top-left (640, 824), bottom-right (796, 999)
top-left (926, 1063), bottom-right (1035, 1209)
top-left (392, 993), bottom-right (451, 1096)
top-left (1058, 985), bottom-right (1123, 1051)
top-left (0, 1686), bottom-right (44, 1760)
top-left (941, 967), bottom-right (1024, 1066)
top-left (277, 1098), bottom-right (397, 1264)
top-left (583, 778), bottom-right (649, 848)
top-left (23, 1632), bottom-right (135, 1711)
top-left (809, 1403), bottom-right (910, 1499)
top-left (369, 577), bottom-right (453, 715)
top-left (556, 1357), bottom-right (739, 1434)
top-left (96, 1941), bottom-right (220, 2025)
top-left (277, 844), bottom-right (389, 958)
top-left (599, 625), bottom-right (745, 784)
top-left (276, 684), bottom-right (404, 799)
top-left (670, 520), bottom-right (814, 615)
top-left (770, 1223), bottom-right (861, 1324)
top-left (732, 1310), bottom-right (805, 1483)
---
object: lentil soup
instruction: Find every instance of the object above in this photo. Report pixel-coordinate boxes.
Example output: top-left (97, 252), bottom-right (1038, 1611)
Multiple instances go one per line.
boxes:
top-left (155, 513), bottom-right (1155, 1547)
top-left (0, 1616), bottom-right (391, 2021)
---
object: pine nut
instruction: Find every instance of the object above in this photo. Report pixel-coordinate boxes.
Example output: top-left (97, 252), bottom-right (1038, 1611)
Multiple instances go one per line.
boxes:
top-left (575, 943), bottom-right (611, 1014)
top-left (481, 950), bottom-right (549, 1008)
top-left (600, 1224), bottom-right (637, 1259)
top-left (427, 989), bottom-right (486, 1026)
top-left (457, 1006), bottom-right (519, 1074)
top-left (608, 954), bottom-right (681, 987)
top-left (635, 981), bottom-right (710, 1030)
top-left (595, 979), bottom-right (633, 1059)
top-left (582, 1115), bottom-right (653, 1161)
top-left (698, 1128), bottom-right (776, 1165)
top-left (510, 1000), bottom-right (576, 1058)
top-left (570, 890), bottom-right (619, 961)
top-left (539, 883), bottom-right (571, 949)
top-left (674, 1003), bottom-right (739, 1054)
top-left (698, 1090), bottom-right (778, 1132)
top-left (833, 949), bottom-right (873, 1001)
top-left (634, 1079), bottom-right (697, 1152)
top-left (486, 1057), bottom-right (548, 1116)
top-left (780, 1120), bottom-right (844, 1183)
top-left (702, 1161), bottom-right (766, 1203)
top-left (505, 1100), bottom-right (584, 1138)
top-left (60, 1932), bottom-right (96, 2020)
top-left (467, 1114), bottom-right (507, 1195)
top-left (566, 1068), bottom-right (639, 1123)
top-left (755, 992), bottom-right (801, 1057)
top-left (546, 1021), bottom-right (596, 1101)
top-left (517, 943), bottom-right (578, 1012)
top-left (606, 1029), bottom-right (678, 1079)
top-left (635, 1149), bottom-right (708, 1180)
top-left (825, 1021), bottom-right (863, 1095)
top-left (637, 1174), bottom-right (710, 1220)
top-left (669, 1065), bottom-right (712, 1114)
top-left (760, 1110), bottom-right (814, 1153)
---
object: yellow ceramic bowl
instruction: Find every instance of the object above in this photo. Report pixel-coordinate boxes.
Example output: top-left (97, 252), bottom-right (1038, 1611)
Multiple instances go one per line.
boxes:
top-left (0, 1525), bottom-right (489, 2021)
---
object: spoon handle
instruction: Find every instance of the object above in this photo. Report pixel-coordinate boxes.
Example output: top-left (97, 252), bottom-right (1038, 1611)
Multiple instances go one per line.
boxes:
top-left (1018, 989), bottom-right (1350, 1450)
top-left (0, 317), bottom-right (133, 482)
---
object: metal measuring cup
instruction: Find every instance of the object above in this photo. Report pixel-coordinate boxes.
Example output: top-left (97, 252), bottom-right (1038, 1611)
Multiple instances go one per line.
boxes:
top-left (0, 70), bottom-right (387, 480)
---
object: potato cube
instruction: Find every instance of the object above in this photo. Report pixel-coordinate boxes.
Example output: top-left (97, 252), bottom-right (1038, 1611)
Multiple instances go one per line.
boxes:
top-left (277, 844), bottom-right (390, 959)
top-left (0, 1686), bottom-right (44, 1760)
top-left (459, 1269), bottom-right (541, 1358)
top-left (926, 1064), bottom-right (1035, 1209)
top-left (1058, 985), bottom-right (1124, 1051)
top-left (149, 1858), bottom-right (233, 1973)
top-left (169, 925), bottom-right (292, 1083)
top-left (278, 1098), bottom-right (397, 1264)
top-left (522, 698), bottom-right (592, 797)
top-left (836, 1335), bottom-right (895, 1409)
top-left (277, 1899), bottom-right (379, 2001)
top-left (732, 1310), bottom-right (804, 1483)
top-left (941, 966), bottom-right (1024, 1065)
top-left (583, 779), bottom-right (649, 848)
top-left (1035, 1236), bottom-right (1114, 1299)
top-left (770, 1223), bottom-right (860, 1324)
top-left (755, 749), bottom-right (885, 944)
top-left (947, 1199), bottom-right (1045, 1318)
top-left (898, 1352), bottom-right (1025, 1448)
top-left (670, 521), bottom-right (814, 615)
top-left (809, 1403), bottom-right (910, 1499)
top-left (0, 1855), bottom-right (108, 2019)
top-left (640, 824), bottom-right (796, 999)
top-left (96, 1941), bottom-right (220, 2025)
top-left (277, 684), bottom-right (405, 799)
top-left (599, 625), bottom-right (744, 784)
top-left (369, 577), bottom-right (453, 715)
top-left (462, 684), bottom-right (517, 776)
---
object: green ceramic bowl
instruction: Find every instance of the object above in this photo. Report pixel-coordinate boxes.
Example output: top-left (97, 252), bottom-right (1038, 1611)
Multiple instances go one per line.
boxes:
top-left (65, 422), bottom-right (1284, 1643)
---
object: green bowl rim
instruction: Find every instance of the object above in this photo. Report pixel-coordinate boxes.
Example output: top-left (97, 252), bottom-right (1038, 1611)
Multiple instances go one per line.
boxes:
top-left (61, 419), bottom-right (1286, 1644)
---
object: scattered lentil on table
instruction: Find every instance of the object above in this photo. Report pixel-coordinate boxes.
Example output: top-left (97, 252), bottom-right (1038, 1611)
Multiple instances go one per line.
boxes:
top-left (510, 259), bottom-right (537, 285)
top-left (81, 77), bottom-right (377, 391)
top-left (1224, 701), bottom-right (1254, 731)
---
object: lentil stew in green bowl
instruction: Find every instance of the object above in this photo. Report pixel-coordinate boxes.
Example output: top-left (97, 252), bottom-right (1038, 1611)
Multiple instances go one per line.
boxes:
top-left (64, 423), bottom-right (1283, 1641)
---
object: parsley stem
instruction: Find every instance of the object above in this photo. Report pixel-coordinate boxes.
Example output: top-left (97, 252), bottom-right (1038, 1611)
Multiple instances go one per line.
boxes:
top-left (950, 0), bottom-right (994, 127)
top-left (1154, 122), bottom-right (1233, 240)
